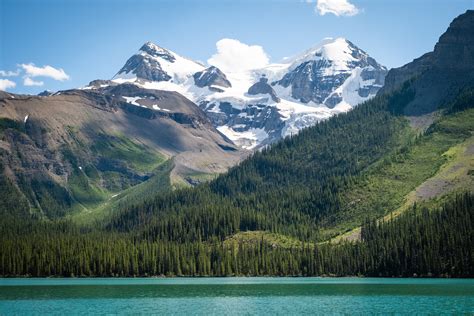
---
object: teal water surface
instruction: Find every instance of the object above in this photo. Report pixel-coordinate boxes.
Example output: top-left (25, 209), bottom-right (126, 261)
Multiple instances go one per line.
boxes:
top-left (0, 278), bottom-right (473, 315)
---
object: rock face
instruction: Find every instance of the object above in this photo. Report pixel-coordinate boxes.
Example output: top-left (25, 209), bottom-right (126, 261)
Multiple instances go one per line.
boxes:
top-left (193, 66), bottom-right (231, 90)
top-left (432, 10), bottom-right (474, 69)
top-left (248, 77), bottom-right (280, 102)
top-left (199, 101), bottom-right (285, 149)
top-left (380, 10), bottom-right (474, 115)
top-left (116, 49), bottom-right (172, 82)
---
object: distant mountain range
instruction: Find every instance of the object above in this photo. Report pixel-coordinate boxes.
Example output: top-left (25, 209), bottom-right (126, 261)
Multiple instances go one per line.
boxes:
top-left (0, 37), bottom-right (387, 217)
top-left (101, 38), bottom-right (387, 148)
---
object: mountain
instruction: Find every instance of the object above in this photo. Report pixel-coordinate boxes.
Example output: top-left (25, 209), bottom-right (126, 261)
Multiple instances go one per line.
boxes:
top-left (379, 10), bottom-right (474, 116)
top-left (111, 38), bottom-right (387, 148)
top-left (0, 84), bottom-right (242, 218)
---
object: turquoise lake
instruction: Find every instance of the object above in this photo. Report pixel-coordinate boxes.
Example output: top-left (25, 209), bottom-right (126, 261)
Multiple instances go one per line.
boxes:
top-left (0, 278), bottom-right (473, 315)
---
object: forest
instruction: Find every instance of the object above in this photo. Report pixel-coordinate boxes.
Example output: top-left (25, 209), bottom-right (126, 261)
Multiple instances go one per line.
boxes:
top-left (0, 193), bottom-right (472, 277)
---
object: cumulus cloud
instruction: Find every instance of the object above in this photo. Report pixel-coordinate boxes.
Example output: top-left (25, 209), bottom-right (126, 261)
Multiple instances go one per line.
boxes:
top-left (208, 39), bottom-right (269, 73)
top-left (0, 79), bottom-right (16, 91)
top-left (0, 69), bottom-right (20, 77)
top-left (315, 0), bottom-right (359, 16)
top-left (24, 77), bottom-right (44, 87)
top-left (20, 63), bottom-right (70, 81)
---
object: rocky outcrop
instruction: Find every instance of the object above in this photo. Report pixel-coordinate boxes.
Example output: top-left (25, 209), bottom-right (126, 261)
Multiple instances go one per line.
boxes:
top-left (38, 90), bottom-right (54, 97)
top-left (139, 42), bottom-right (176, 62)
top-left (193, 66), bottom-right (231, 89)
top-left (87, 79), bottom-right (117, 88)
top-left (116, 54), bottom-right (171, 82)
top-left (248, 77), bottom-right (280, 102)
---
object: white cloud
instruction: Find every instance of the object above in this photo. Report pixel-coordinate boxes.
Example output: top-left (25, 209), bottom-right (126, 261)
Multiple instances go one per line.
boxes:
top-left (24, 77), bottom-right (44, 87)
top-left (208, 39), bottom-right (270, 73)
top-left (0, 69), bottom-right (20, 77)
top-left (0, 79), bottom-right (16, 91)
top-left (20, 63), bottom-right (70, 81)
top-left (316, 0), bottom-right (359, 16)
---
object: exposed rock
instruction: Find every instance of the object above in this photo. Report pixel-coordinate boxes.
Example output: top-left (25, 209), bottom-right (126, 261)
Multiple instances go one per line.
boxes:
top-left (139, 42), bottom-right (175, 62)
top-left (193, 66), bottom-right (231, 89)
top-left (116, 54), bottom-right (171, 82)
top-left (88, 79), bottom-right (117, 88)
top-left (248, 77), bottom-right (280, 102)
top-left (114, 41), bottom-right (204, 84)
top-left (38, 90), bottom-right (54, 97)
top-left (380, 10), bottom-right (474, 115)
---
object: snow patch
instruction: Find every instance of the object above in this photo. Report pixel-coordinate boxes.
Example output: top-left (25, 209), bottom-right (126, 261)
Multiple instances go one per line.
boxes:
top-left (217, 126), bottom-right (268, 150)
top-left (123, 96), bottom-right (147, 108)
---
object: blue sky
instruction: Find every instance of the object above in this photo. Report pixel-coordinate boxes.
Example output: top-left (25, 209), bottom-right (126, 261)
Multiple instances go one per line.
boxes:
top-left (1, 0), bottom-right (473, 94)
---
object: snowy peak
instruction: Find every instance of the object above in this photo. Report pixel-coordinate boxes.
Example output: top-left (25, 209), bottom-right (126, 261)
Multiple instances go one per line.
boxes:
top-left (139, 41), bottom-right (176, 62)
top-left (274, 37), bottom-right (387, 106)
top-left (281, 37), bottom-right (386, 78)
top-left (114, 41), bottom-right (204, 84)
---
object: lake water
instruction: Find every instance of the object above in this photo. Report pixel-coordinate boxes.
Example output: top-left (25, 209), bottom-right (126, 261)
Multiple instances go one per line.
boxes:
top-left (0, 278), bottom-right (473, 315)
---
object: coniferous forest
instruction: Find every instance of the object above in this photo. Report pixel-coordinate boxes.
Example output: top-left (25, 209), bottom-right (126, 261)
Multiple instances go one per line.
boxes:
top-left (0, 193), bottom-right (472, 277)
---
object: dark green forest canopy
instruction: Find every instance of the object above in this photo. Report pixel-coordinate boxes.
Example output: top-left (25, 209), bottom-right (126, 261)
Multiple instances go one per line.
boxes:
top-left (1, 192), bottom-right (472, 277)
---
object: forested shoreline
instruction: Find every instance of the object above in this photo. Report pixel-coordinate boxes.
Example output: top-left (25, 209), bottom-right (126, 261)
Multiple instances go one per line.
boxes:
top-left (1, 193), bottom-right (472, 278)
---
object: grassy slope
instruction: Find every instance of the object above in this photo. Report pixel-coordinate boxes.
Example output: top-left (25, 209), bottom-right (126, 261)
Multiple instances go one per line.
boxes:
top-left (71, 159), bottom-right (174, 224)
top-left (329, 108), bottom-right (474, 242)
top-left (65, 132), bottom-right (167, 212)
top-left (224, 231), bottom-right (310, 249)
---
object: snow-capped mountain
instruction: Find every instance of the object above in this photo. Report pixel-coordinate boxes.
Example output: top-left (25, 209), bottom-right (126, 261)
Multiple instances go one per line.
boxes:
top-left (107, 38), bottom-right (387, 149)
top-left (114, 42), bottom-right (205, 84)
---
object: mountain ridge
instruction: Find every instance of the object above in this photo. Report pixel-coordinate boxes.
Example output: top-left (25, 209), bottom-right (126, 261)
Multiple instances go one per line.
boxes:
top-left (109, 37), bottom-right (387, 148)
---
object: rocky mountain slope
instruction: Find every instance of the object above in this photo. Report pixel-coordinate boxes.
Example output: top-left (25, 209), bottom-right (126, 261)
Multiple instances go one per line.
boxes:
top-left (111, 38), bottom-right (387, 148)
top-left (379, 9), bottom-right (474, 116)
top-left (0, 86), bottom-right (242, 218)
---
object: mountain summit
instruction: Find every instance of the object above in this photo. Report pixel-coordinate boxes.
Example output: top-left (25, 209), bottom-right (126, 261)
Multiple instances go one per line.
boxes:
top-left (274, 37), bottom-right (387, 106)
top-left (114, 41), bottom-right (204, 84)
